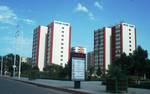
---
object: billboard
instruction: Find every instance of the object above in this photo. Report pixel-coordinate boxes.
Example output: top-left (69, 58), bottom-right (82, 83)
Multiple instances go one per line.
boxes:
top-left (71, 58), bottom-right (85, 81)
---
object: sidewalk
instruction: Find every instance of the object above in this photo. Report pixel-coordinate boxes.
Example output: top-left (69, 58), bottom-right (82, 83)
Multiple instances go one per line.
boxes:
top-left (12, 77), bottom-right (150, 94)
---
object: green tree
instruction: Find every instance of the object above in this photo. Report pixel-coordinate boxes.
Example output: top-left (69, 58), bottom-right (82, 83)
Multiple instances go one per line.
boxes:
top-left (89, 66), bottom-right (95, 76)
top-left (112, 46), bottom-right (150, 79)
top-left (132, 46), bottom-right (148, 78)
top-left (107, 63), bottom-right (126, 79)
top-left (59, 63), bottom-right (71, 80)
top-left (43, 64), bottom-right (64, 79)
top-left (96, 65), bottom-right (102, 77)
top-left (21, 63), bottom-right (32, 77)
top-left (21, 63), bottom-right (32, 72)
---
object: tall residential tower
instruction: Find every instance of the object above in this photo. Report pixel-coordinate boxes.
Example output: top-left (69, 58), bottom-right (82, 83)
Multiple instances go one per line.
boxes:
top-left (46, 21), bottom-right (71, 67)
top-left (32, 26), bottom-right (48, 71)
top-left (94, 27), bottom-right (112, 72)
top-left (94, 22), bottom-right (136, 73)
top-left (32, 20), bottom-right (71, 71)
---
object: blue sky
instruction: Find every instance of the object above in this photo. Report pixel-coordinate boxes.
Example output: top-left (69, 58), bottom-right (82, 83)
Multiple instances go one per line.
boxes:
top-left (0, 0), bottom-right (150, 58)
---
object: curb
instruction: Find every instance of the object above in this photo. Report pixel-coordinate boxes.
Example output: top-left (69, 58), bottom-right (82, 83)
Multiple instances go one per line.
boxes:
top-left (12, 78), bottom-right (91, 94)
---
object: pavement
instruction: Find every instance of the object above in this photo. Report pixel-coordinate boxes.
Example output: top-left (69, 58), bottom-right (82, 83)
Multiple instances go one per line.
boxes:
top-left (2, 76), bottom-right (150, 94)
top-left (0, 77), bottom-right (71, 94)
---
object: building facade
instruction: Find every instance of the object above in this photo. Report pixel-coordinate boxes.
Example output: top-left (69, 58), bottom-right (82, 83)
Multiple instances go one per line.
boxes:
top-left (32, 21), bottom-right (71, 71)
top-left (71, 46), bottom-right (87, 54)
top-left (87, 51), bottom-right (94, 68)
top-left (46, 21), bottom-right (71, 67)
top-left (32, 26), bottom-right (48, 71)
top-left (94, 22), bottom-right (136, 73)
top-left (112, 23), bottom-right (136, 61)
top-left (94, 27), bottom-right (112, 72)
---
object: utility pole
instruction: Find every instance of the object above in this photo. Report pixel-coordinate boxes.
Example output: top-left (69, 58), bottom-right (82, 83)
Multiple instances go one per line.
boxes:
top-left (18, 29), bottom-right (23, 79)
top-left (13, 52), bottom-right (16, 77)
top-left (1, 56), bottom-right (3, 76)
top-left (13, 25), bottom-right (20, 78)
top-left (14, 24), bottom-right (23, 79)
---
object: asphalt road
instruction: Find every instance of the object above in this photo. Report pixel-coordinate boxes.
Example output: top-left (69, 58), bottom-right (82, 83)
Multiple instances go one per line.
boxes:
top-left (0, 77), bottom-right (71, 94)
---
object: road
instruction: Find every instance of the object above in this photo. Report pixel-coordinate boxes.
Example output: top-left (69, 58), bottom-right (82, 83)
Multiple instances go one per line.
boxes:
top-left (0, 77), bottom-right (71, 94)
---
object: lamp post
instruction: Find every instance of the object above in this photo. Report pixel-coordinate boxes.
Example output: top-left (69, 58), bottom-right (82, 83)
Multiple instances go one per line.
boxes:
top-left (13, 51), bottom-right (16, 77)
top-left (0, 56), bottom-right (3, 76)
top-left (13, 26), bottom-right (19, 77)
top-left (18, 30), bottom-right (23, 79)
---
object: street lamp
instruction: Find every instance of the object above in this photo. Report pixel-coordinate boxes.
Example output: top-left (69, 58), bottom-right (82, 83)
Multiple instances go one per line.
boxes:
top-left (13, 26), bottom-right (19, 78)
top-left (0, 56), bottom-right (3, 76)
top-left (18, 30), bottom-right (23, 79)
top-left (13, 50), bottom-right (16, 77)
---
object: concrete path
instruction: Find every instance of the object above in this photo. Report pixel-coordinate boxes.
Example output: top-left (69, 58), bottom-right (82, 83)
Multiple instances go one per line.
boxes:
top-left (11, 77), bottom-right (150, 94)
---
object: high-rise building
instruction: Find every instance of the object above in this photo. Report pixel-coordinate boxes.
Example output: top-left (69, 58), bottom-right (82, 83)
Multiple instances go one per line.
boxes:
top-left (112, 23), bottom-right (136, 61)
top-left (87, 51), bottom-right (94, 68)
top-left (94, 22), bottom-right (136, 73)
top-left (94, 27), bottom-right (112, 72)
top-left (32, 21), bottom-right (71, 71)
top-left (32, 26), bottom-right (48, 71)
top-left (46, 21), bottom-right (71, 67)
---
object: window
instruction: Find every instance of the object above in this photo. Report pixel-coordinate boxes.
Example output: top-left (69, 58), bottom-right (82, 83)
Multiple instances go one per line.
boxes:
top-left (61, 39), bottom-right (64, 41)
top-left (129, 41), bottom-right (131, 43)
top-left (129, 29), bottom-right (131, 31)
top-left (61, 51), bottom-right (63, 53)
top-left (61, 47), bottom-right (63, 49)
top-left (130, 49), bottom-right (132, 51)
top-left (129, 37), bottom-right (131, 39)
top-left (62, 31), bottom-right (64, 33)
top-left (129, 33), bottom-right (131, 35)
top-left (62, 27), bottom-right (64, 29)
top-left (61, 43), bottom-right (64, 45)
top-left (60, 59), bottom-right (63, 61)
top-left (61, 35), bottom-right (64, 37)
top-left (129, 45), bottom-right (131, 47)
top-left (61, 55), bottom-right (63, 57)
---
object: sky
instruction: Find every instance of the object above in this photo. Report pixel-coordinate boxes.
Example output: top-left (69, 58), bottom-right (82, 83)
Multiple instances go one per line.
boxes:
top-left (0, 0), bottom-right (150, 58)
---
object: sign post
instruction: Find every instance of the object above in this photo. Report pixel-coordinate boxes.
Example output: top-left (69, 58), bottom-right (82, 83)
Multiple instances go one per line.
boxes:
top-left (71, 53), bottom-right (86, 89)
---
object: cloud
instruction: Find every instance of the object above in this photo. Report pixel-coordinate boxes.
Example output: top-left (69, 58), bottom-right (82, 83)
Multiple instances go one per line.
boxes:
top-left (21, 18), bottom-right (35, 25)
top-left (94, 1), bottom-right (103, 10)
top-left (75, 3), bottom-right (95, 20)
top-left (88, 12), bottom-right (95, 20)
top-left (75, 3), bottom-right (89, 13)
top-left (0, 5), bottom-right (35, 25)
top-left (0, 5), bottom-right (17, 25)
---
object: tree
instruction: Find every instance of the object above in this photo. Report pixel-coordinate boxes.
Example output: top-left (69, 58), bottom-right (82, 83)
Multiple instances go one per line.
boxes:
top-left (132, 46), bottom-right (148, 78)
top-left (96, 65), bottom-right (102, 77)
top-left (43, 64), bottom-right (65, 79)
top-left (112, 46), bottom-right (150, 79)
top-left (107, 63), bottom-right (126, 79)
top-left (21, 63), bottom-right (32, 72)
top-left (59, 63), bottom-right (71, 80)
top-left (88, 66), bottom-right (95, 76)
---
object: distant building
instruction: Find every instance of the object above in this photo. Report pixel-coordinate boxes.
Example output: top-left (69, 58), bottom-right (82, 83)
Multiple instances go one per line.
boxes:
top-left (32, 26), bottom-right (48, 71)
top-left (21, 57), bottom-right (27, 63)
top-left (71, 46), bottom-right (86, 54)
top-left (46, 21), bottom-right (71, 67)
top-left (94, 22), bottom-right (136, 73)
top-left (87, 51), bottom-right (94, 68)
top-left (21, 57), bottom-right (32, 64)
